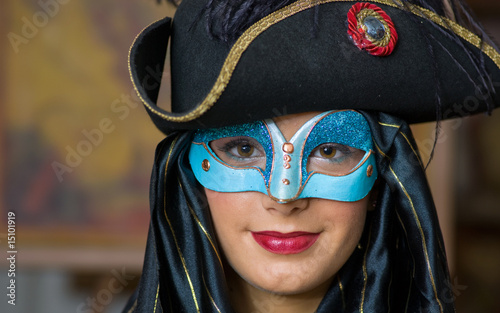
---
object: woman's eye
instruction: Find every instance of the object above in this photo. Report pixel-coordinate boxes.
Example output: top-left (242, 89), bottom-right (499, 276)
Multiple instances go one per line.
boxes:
top-left (307, 143), bottom-right (366, 175)
top-left (209, 136), bottom-right (266, 168)
top-left (234, 143), bottom-right (255, 157)
top-left (225, 141), bottom-right (261, 159)
top-left (318, 146), bottom-right (338, 159)
top-left (312, 144), bottom-right (344, 160)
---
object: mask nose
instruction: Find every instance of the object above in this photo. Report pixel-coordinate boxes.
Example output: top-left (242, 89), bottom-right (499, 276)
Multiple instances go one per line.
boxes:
top-left (268, 141), bottom-right (304, 202)
top-left (265, 114), bottom-right (330, 203)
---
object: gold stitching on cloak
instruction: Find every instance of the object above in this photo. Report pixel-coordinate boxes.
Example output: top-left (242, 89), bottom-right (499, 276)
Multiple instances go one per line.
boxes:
top-left (378, 122), bottom-right (424, 169)
top-left (398, 131), bottom-right (424, 169)
top-left (153, 284), bottom-right (159, 313)
top-left (202, 272), bottom-right (222, 313)
top-left (152, 141), bottom-right (173, 313)
top-left (378, 122), bottom-right (400, 128)
top-left (129, 0), bottom-right (500, 124)
top-left (163, 201), bottom-right (200, 312)
top-left (337, 275), bottom-right (346, 309)
top-left (373, 139), bottom-right (391, 161)
top-left (179, 181), bottom-right (224, 270)
top-left (126, 299), bottom-right (137, 313)
top-left (435, 231), bottom-right (448, 271)
top-left (360, 219), bottom-right (373, 313)
top-left (162, 136), bottom-right (201, 313)
top-left (405, 271), bottom-right (412, 313)
top-left (395, 210), bottom-right (415, 313)
top-left (394, 123), bottom-right (447, 311)
top-left (395, 211), bottom-right (417, 273)
top-left (388, 165), bottom-right (444, 313)
top-left (187, 204), bottom-right (223, 269)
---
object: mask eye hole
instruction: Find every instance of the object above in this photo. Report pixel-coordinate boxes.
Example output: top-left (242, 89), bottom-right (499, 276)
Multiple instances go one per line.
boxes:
top-left (209, 136), bottom-right (266, 169)
top-left (307, 143), bottom-right (367, 176)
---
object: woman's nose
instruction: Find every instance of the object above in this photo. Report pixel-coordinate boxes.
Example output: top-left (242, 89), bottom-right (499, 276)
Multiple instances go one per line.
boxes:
top-left (261, 195), bottom-right (310, 216)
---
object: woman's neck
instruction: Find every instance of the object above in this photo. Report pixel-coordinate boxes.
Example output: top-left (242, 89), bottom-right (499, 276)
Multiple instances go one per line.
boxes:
top-left (226, 267), bottom-right (332, 313)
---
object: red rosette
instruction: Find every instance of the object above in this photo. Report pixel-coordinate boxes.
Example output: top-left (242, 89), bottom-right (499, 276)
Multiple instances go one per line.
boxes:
top-left (347, 2), bottom-right (398, 56)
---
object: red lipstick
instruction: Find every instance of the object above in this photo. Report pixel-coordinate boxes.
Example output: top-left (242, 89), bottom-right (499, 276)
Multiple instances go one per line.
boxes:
top-left (251, 231), bottom-right (319, 255)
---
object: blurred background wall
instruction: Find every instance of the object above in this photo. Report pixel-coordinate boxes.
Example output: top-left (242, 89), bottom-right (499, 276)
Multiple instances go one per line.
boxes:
top-left (1, 1), bottom-right (173, 312)
top-left (0, 0), bottom-right (499, 312)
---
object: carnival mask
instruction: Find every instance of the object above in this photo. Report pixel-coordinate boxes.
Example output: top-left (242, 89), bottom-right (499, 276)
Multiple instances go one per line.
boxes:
top-left (189, 110), bottom-right (377, 203)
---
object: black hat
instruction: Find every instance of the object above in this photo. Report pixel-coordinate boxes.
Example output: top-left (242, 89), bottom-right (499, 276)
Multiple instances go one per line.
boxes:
top-left (129, 0), bottom-right (500, 134)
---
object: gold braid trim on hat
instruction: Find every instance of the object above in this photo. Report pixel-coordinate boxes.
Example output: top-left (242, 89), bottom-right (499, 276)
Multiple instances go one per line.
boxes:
top-left (133, 0), bottom-right (500, 123)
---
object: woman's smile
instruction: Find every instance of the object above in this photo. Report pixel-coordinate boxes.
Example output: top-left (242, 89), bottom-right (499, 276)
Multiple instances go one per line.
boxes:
top-left (251, 231), bottom-right (320, 255)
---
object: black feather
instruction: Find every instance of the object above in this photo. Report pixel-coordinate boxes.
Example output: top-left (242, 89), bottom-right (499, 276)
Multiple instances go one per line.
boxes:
top-left (202, 0), bottom-right (298, 44)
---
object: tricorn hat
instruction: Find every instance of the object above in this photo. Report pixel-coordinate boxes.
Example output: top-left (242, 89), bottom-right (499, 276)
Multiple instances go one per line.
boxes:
top-left (129, 0), bottom-right (500, 134)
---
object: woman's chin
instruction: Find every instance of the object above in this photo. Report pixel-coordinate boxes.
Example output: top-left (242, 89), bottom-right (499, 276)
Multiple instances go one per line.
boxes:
top-left (243, 270), bottom-right (333, 297)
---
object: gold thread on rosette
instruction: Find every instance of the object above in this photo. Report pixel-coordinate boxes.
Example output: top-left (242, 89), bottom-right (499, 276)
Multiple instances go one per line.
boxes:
top-left (357, 8), bottom-right (392, 47)
top-left (129, 0), bottom-right (500, 124)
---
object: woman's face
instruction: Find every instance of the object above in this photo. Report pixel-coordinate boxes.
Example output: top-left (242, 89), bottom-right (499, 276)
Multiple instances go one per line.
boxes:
top-left (205, 112), bottom-right (370, 296)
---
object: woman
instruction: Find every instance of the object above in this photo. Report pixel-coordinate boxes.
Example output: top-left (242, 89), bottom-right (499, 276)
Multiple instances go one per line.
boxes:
top-left (126, 0), bottom-right (500, 312)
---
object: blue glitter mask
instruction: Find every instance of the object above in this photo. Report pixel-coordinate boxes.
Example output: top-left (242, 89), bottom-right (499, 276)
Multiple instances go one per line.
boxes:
top-left (189, 110), bottom-right (377, 203)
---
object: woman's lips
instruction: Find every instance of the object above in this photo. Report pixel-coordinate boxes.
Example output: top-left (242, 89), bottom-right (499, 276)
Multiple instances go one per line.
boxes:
top-left (251, 231), bottom-right (320, 255)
